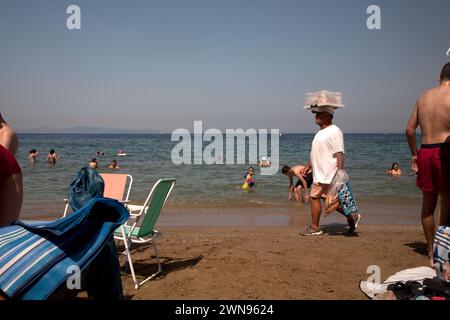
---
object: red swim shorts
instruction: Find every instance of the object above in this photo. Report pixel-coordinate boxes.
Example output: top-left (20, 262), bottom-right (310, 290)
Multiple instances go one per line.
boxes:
top-left (0, 144), bottom-right (21, 184)
top-left (416, 144), bottom-right (446, 193)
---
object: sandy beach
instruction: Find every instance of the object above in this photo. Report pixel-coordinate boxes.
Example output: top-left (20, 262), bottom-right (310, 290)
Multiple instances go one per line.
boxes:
top-left (29, 199), bottom-right (428, 300)
top-left (29, 196), bottom-right (428, 301)
top-left (110, 224), bottom-right (427, 300)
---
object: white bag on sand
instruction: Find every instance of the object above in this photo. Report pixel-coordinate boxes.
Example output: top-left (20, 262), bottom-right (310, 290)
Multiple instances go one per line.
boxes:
top-left (360, 267), bottom-right (436, 299)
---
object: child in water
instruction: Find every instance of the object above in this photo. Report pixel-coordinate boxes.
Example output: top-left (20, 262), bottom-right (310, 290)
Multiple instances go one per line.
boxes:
top-left (242, 167), bottom-right (255, 190)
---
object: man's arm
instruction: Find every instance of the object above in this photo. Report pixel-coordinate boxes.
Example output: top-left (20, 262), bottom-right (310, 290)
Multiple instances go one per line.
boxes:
top-left (288, 176), bottom-right (294, 200)
top-left (406, 102), bottom-right (419, 172)
top-left (300, 161), bottom-right (311, 176)
top-left (288, 175), bottom-right (293, 188)
top-left (336, 152), bottom-right (344, 170)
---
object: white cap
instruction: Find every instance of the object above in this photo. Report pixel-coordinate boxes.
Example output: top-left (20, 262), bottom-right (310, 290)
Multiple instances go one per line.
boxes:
top-left (311, 105), bottom-right (335, 115)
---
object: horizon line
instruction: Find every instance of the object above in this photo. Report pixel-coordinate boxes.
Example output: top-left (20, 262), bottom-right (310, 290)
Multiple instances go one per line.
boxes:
top-left (17, 132), bottom-right (412, 135)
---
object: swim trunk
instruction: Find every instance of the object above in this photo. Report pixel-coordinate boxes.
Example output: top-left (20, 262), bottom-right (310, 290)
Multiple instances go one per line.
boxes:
top-left (0, 144), bottom-right (21, 184)
top-left (295, 172), bottom-right (313, 189)
top-left (310, 183), bottom-right (329, 199)
top-left (416, 143), bottom-right (447, 192)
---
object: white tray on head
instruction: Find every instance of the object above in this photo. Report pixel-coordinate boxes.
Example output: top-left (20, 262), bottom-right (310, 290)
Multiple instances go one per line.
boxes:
top-left (303, 90), bottom-right (346, 111)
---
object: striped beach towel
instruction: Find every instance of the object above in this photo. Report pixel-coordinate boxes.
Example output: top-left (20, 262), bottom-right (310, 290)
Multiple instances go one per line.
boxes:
top-left (433, 226), bottom-right (450, 283)
top-left (0, 197), bottom-right (129, 299)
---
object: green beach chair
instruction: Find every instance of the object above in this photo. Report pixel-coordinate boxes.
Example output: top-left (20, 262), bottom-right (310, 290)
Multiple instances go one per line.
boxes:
top-left (114, 178), bottom-right (176, 289)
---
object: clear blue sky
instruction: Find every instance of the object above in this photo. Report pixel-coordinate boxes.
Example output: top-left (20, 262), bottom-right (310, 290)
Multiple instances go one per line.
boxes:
top-left (1, 0), bottom-right (449, 133)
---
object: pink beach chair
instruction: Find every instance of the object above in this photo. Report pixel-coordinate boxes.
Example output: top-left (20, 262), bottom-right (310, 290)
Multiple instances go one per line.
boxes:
top-left (62, 173), bottom-right (133, 217)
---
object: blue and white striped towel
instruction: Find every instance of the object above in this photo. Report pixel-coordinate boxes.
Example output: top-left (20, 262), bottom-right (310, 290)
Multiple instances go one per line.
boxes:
top-left (0, 197), bottom-right (129, 299)
top-left (433, 225), bottom-right (450, 283)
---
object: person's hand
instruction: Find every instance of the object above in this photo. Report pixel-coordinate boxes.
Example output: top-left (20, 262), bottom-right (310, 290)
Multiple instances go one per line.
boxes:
top-left (288, 194), bottom-right (292, 201)
top-left (300, 167), bottom-right (308, 176)
top-left (303, 194), bottom-right (310, 203)
top-left (411, 156), bottom-right (418, 173)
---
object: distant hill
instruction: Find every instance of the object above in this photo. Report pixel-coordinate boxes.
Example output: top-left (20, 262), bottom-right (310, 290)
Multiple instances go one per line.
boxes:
top-left (17, 126), bottom-right (163, 134)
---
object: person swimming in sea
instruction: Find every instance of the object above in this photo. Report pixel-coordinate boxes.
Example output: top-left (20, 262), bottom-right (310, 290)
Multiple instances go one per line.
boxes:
top-left (46, 149), bottom-right (61, 164)
top-left (242, 167), bottom-right (255, 190)
top-left (28, 149), bottom-right (39, 165)
top-left (117, 149), bottom-right (127, 156)
top-left (386, 162), bottom-right (402, 175)
top-left (108, 159), bottom-right (120, 169)
top-left (89, 157), bottom-right (98, 169)
top-left (257, 156), bottom-right (271, 167)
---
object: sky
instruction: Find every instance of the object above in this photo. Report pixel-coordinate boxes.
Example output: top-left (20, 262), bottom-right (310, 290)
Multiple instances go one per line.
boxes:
top-left (0, 0), bottom-right (449, 133)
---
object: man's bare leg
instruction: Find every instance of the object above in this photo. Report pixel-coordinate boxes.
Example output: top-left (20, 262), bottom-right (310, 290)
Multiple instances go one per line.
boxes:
top-left (0, 173), bottom-right (23, 227)
top-left (335, 207), bottom-right (361, 233)
top-left (439, 191), bottom-right (449, 226)
top-left (310, 197), bottom-right (322, 230)
top-left (295, 187), bottom-right (302, 204)
top-left (421, 191), bottom-right (438, 267)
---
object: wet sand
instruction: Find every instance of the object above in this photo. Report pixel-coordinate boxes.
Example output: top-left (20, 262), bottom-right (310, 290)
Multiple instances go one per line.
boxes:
top-left (23, 201), bottom-right (422, 227)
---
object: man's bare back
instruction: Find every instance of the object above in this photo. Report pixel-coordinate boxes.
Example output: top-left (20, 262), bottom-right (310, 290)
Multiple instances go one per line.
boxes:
top-left (416, 84), bottom-right (450, 144)
top-left (406, 79), bottom-right (450, 171)
top-left (290, 165), bottom-right (306, 178)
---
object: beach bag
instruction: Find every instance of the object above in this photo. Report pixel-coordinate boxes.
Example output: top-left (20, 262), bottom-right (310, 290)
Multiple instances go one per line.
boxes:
top-left (68, 167), bottom-right (104, 212)
top-left (325, 170), bottom-right (358, 216)
top-left (433, 226), bottom-right (450, 283)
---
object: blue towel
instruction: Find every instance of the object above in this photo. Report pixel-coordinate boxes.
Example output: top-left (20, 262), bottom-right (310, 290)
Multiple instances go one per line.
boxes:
top-left (337, 181), bottom-right (359, 216)
top-left (0, 197), bottom-right (129, 299)
top-left (68, 167), bottom-right (105, 212)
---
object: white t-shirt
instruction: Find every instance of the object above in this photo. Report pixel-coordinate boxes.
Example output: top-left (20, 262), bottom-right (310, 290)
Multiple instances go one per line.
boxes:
top-left (310, 124), bottom-right (344, 184)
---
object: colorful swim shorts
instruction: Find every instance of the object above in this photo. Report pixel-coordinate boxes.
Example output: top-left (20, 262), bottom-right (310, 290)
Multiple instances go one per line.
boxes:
top-left (0, 144), bottom-right (21, 184)
top-left (416, 143), bottom-right (447, 192)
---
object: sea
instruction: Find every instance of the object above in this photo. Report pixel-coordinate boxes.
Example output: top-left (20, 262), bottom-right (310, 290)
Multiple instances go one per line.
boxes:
top-left (16, 133), bottom-right (424, 226)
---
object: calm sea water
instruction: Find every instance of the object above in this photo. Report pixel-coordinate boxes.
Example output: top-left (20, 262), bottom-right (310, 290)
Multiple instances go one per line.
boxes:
top-left (16, 133), bottom-right (423, 222)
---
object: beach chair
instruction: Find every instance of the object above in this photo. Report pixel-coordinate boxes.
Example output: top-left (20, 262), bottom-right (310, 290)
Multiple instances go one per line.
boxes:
top-left (63, 173), bottom-right (133, 217)
top-left (114, 178), bottom-right (176, 289)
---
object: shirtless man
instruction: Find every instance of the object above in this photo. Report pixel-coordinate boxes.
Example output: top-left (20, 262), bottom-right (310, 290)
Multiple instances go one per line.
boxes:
top-left (29, 149), bottom-right (39, 164)
top-left (0, 113), bottom-right (23, 227)
top-left (406, 62), bottom-right (450, 266)
top-left (108, 160), bottom-right (120, 169)
top-left (47, 149), bottom-right (61, 164)
top-left (282, 165), bottom-right (312, 203)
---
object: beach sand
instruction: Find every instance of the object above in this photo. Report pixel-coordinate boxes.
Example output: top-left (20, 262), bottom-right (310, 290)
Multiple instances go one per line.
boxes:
top-left (111, 224), bottom-right (427, 300)
top-left (31, 201), bottom-right (427, 300)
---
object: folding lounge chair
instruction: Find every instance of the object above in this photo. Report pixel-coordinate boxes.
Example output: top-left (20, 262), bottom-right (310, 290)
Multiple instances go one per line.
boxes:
top-left (114, 178), bottom-right (175, 289)
top-left (63, 173), bottom-right (133, 217)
